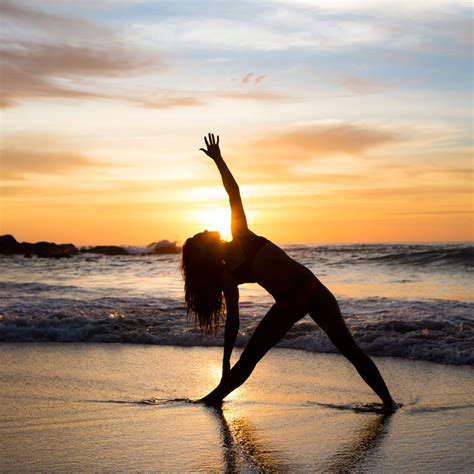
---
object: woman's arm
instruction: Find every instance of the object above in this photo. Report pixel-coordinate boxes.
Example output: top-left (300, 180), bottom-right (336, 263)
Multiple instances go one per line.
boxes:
top-left (222, 280), bottom-right (239, 376)
top-left (199, 277), bottom-right (239, 405)
top-left (200, 133), bottom-right (248, 236)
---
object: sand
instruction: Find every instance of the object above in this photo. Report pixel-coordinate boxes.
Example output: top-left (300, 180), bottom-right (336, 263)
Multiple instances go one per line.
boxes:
top-left (1, 343), bottom-right (473, 472)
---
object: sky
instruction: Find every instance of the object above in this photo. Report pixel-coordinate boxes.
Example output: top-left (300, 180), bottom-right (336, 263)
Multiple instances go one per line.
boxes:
top-left (1, 0), bottom-right (472, 245)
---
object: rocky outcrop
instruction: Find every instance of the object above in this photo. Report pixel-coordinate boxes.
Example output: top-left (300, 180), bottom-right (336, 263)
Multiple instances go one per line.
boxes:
top-left (81, 245), bottom-right (130, 256)
top-left (0, 234), bottom-right (77, 258)
top-left (0, 235), bottom-right (18, 253)
top-left (0, 235), bottom-right (182, 257)
top-left (147, 240), bottom-right (181, 255)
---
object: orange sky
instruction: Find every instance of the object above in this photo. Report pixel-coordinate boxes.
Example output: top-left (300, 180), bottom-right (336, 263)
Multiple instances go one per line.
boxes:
top-left (1, 1), bottom-right (472, 245)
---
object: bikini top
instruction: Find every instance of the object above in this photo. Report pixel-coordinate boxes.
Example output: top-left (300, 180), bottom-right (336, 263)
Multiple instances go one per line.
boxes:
top-left (226, 233), bottom-right (269, 284)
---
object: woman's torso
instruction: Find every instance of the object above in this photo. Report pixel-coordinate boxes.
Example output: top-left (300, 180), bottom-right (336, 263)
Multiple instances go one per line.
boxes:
top-left (225, 231), bottom-right (315, 301)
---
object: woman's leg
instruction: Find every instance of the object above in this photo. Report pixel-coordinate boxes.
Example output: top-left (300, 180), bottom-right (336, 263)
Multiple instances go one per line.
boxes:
top-left (308, 285), bottom-right (396, 408)
top-left (202, 303), bottom-right (304, 404)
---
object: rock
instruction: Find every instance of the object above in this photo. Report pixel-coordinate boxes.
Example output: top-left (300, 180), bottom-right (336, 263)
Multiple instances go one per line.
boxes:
top-left (147, 240), bottom-right (181, 255)
top-left (83, 245), bottom-right (130, 256)
top-left (0, 234), bottom-right (19, 254)
top-left (0, 234), bottom-right (181, 257)
top-left (0, 234), bottom-right (78, 257)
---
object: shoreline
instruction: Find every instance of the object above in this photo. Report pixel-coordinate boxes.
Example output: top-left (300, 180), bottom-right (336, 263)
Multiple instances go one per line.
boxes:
top-left (1, 336), bottom-right (472, 367)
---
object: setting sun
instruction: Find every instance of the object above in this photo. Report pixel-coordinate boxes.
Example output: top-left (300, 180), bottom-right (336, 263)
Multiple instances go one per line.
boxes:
top-left (189, 207), bottom-right (232, 241)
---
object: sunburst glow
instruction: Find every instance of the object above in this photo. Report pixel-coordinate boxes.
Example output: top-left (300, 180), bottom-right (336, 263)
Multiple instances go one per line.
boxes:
top-left (191, 207), bottom-right (232, 241)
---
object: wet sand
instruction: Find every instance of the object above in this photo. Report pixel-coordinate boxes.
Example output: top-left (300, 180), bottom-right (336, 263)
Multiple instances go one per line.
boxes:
top-left (1, 343), bottom-right (473, 472)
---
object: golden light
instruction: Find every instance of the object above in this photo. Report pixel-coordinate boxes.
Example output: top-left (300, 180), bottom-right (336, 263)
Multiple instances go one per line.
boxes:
top-left (190, 207), bottom-right (232, 241)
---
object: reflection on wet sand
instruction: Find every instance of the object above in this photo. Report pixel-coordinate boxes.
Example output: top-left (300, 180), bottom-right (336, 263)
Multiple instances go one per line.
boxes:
top-left (209, 405), bottom-right (291, 472)
top-left (324, 412), bottom-right (392, 472)
top-left (207, 404), bottom-right (393, 472)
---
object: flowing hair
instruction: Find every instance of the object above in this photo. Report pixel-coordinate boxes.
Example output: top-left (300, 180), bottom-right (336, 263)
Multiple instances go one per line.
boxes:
top-left (181, 232), bottom-right (225, 335)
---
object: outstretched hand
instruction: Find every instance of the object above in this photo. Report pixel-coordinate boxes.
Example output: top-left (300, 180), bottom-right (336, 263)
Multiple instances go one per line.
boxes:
top-left (200, 133), bottom-right (222, 161)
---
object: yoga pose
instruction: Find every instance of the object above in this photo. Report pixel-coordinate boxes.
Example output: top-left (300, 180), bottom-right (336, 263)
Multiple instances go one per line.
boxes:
top-left (182, 133), bottom-right (396, 411)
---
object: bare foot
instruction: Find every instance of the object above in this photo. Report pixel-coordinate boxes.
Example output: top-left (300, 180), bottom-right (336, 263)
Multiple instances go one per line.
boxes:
top-left (383, 401), bottom-right (401, 414)
top-left (198, 395), bottom-right (223, 407)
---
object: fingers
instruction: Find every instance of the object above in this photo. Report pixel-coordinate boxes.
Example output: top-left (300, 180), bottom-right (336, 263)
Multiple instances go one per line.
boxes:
top-left (203, 133), bottom-right (219, 148)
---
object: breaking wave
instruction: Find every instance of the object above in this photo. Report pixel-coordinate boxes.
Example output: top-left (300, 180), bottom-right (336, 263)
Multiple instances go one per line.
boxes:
top-left (0, 292), bottom-right (472, 365)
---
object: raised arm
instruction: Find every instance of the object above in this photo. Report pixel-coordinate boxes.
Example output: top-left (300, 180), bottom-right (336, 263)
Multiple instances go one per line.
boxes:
top-left (200, 133), bottom-right (248, 237)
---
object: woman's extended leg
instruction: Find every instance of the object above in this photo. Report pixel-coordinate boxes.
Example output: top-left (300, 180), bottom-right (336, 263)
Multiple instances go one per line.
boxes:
top-left (309, 285), bottom-right (396, 408)
top-left (201, 303), bottom-right (304, 404)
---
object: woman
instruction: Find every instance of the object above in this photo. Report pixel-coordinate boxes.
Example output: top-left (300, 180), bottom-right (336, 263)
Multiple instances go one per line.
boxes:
top-left (183, 133), bottom-right (397, 411)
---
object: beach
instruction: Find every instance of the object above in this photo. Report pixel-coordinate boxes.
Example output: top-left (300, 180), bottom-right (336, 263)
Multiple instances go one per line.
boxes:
top-left (1, 244), bottom-right (472, 471)
top-left (1, 343), bottom-right (473, 472)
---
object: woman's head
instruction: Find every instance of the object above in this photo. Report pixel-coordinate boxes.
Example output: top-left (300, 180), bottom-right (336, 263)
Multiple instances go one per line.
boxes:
top-left (182, 230), bottom-right (225, 335)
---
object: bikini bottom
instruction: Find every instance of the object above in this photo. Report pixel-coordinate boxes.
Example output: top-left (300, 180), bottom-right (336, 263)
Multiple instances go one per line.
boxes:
top-left (275, 275), bottom-right (323, 315)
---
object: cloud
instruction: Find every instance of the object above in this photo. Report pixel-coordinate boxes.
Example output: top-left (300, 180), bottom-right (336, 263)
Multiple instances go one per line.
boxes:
top-left (222, 122), bottom-right (402, 187)
top-left (0, 40), bottom-right (166, 107)
top-left (123, 0), bottom-right (471, 65)
top-left (217, 90), bottom-right (295, 103)
top-left (134, 16), bottom-right (388, 53)
top-left (275, 0), bottom-right (470, 18)
top-left (0, 1), bottom-right (167, 108)
top-left (3, 41), bottom-right (161, 77)
top-left (0, 39), bottom-right (291, 109)
top-left (330, 73), bottom-right (394, 95)
top-left (241, 73), bottom-right (253, 84)
top-left (1, 136), bottom-right (107, 179)
top-left (241, 123), bottom-right (399, 157)
top-left (0, 1), bottom-right (107, 37)
top-left (129, 94), bottom-right (205, 109)
top-left (0, 2), bottom-right (291, 109)
top-left (241, 73), bottom-right (268, 86)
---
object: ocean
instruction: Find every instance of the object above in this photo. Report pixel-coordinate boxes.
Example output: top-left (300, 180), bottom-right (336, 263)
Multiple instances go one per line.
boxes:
top-left (1, 243), bottom-right (472, 365)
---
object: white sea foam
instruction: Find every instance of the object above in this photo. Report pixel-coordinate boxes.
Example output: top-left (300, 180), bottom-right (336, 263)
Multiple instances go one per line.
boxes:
top-left (0, 289), bottom-right (472, 365)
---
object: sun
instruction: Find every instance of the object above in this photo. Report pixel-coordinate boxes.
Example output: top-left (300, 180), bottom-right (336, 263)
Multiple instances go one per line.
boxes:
top-left (191, 207), bottom-right (232, 241)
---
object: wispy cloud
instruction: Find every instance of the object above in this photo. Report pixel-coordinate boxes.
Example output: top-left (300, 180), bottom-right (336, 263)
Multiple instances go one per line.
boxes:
top-left (1, 2), bottom-right (293, 109)
top-left (217, 90), bottom-right (294, 103)
top-left (322, 72), bottom-right (396, 95)
top-left (241, 73), bottom-right (254, 84)
top-left (0, 1), bottom-right (167, 108)
top-left (241, 73), bottom-right (268, 86)
top-left (1, 148), bottom-right (104, 180)
top-left (0, 40), bottom-right (166, 108)
top-left (131, 1), bottom-right (470, 55)
top-left (0, 1), bottom-right (107, 37)
top-left (0, 134), bottom-right (110, 180)
top-left (221, 122), bottom-right (402, 187)
top-left (237, 122), bottom-right (400, 159)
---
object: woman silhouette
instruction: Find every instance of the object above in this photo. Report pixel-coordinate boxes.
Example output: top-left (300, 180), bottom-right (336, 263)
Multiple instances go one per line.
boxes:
top-left (183, 133), bottom-right (396, 411)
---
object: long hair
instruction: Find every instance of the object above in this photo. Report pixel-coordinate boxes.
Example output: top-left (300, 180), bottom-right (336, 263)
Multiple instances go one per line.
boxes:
top-left (181, 231), bottom-right (225, 335)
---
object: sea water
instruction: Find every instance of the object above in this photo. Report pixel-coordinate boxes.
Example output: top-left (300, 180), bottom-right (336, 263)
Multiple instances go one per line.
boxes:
top-left (1, 243), bottom-right (472, 365)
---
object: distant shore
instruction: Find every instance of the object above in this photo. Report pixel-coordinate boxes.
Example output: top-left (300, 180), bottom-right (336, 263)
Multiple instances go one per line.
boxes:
top-left (0, 234), bottom-right (181, 258)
